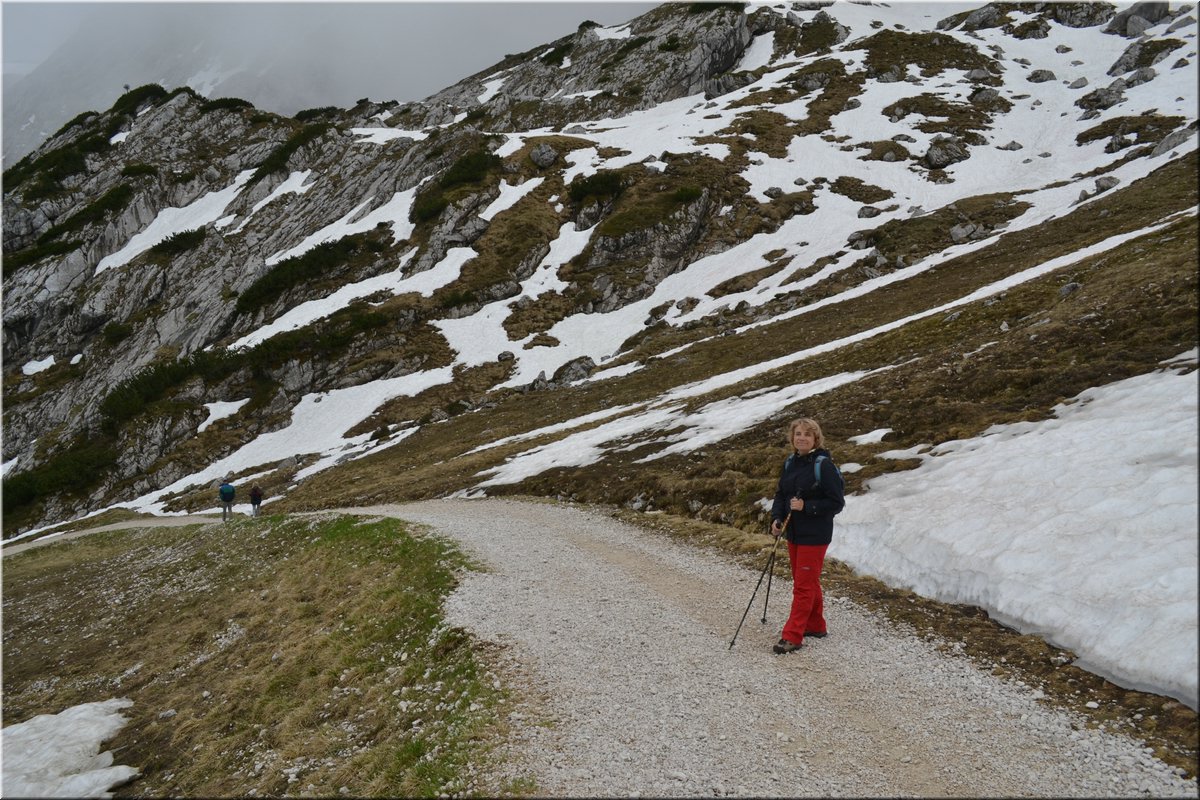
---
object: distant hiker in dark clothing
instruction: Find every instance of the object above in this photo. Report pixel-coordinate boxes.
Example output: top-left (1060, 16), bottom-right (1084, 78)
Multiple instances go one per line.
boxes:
top-left (770, 418), bottom-right (845, 654)
top-left (250, 485), bottom-right (264, 517)
top-left (219, 480), bottom-right (236, 522)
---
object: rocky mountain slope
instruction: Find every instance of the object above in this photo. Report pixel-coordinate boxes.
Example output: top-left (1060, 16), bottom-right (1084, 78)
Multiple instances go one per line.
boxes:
top-left (3, 0), bottom-right (1197, 539)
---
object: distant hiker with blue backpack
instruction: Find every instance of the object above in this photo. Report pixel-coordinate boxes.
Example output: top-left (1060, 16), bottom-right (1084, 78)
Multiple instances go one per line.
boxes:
top-left (218, 480), bottom-right (235, 522)
top-left (770, 418), bottom-right (845, 654)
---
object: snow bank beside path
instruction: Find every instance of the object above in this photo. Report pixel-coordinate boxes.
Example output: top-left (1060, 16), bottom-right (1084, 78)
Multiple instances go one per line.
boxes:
top-left (834, 355), bottom-right (1200, 709)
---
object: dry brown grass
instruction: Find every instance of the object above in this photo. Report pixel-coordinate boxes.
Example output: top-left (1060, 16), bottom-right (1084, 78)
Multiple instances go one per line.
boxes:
top-left (2, 515), bottom-right (528, 797)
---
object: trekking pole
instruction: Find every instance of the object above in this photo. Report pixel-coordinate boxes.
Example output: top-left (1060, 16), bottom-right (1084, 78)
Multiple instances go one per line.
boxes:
top-left (729, 512), bottom-right (790, 650)
top-left (761, 546), bottom-right (777, 625)
top-left (760, 507), bottom-right (792, 623)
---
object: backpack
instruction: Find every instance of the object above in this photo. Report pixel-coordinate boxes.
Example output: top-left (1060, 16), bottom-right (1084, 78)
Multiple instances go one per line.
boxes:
top-left (219, 483), bottom-right (235, 502)
top-left (784, 453), bottom-right (829, 484)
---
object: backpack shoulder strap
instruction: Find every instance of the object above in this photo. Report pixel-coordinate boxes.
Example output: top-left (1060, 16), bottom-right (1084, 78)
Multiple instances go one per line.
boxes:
top-left (814, 454), bottom-right (825, 483)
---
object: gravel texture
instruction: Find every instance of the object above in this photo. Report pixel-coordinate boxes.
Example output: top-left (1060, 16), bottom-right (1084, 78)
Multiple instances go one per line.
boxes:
top-left (358, 498), bottom-right (1197, 798)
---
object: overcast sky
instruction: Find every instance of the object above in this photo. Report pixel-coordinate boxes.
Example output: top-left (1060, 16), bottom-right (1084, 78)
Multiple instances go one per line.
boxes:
top-left (2, 1), bottom-right (660, 85)
top-left (1, 1), bottom-right (660, 162)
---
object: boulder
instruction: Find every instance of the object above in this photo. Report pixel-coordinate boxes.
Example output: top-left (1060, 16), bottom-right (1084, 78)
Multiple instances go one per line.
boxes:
top-left (1151, 124), bottom-right (1198, 157)
top-left (949, 222), bottom-right (980, 243)
top-left (529, 143), bottom-right (559, 168)
top-left (1105, 2), bottom-right (1170, 36)
top-left (1125, 67), bottom-right (1157, 88)
top-left (924, 136), bottom-right (970, 169)
top-left (551, 356), bottom-right (596, 385)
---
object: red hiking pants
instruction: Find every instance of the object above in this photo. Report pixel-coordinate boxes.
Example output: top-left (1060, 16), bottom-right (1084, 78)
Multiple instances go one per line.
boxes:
top-left (782, 542), bottom-right (828, 645)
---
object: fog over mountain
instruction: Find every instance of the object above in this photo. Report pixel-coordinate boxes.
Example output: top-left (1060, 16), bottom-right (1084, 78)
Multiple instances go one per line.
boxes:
top-left (2, 2), bottom-right (656, 166)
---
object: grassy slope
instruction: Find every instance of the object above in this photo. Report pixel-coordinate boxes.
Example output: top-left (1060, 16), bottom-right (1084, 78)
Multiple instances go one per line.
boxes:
top-left (1, 515), bottom-right (530, 797)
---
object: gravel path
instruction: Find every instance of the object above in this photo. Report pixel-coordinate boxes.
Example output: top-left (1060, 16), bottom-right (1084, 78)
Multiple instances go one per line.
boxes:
top-left (353, 498), bottom-right (1195, 798)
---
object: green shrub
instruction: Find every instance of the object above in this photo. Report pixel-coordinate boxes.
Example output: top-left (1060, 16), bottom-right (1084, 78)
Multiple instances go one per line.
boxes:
top-left (2, 441), bottom-right (118, 518)
top-left (200, 97), bottom-right (254, 114)
top-left (3, 127), bottom-right (110, 195)
top-left (603, 36), bottom-right (653, 69)
top-left (541, 43), bottom-right (572, 66)
top-left (439, 149), bottom-right (501, 189)
top-left (294, 106), bottom-right (340, 122)
top-left (150, 228), bottom-right (206, 258)
top-left (251, 124), bottom-right (330, 184)
top-left (242, 306), bottom-right (390, 370)
top-left (168, 86), bottom-right (201, 102)
top-left (102, 321), bottom-right (135, 346)
top-left (568, 170), bottom-right (625, 203)
top-left (1, 240), bottom-right (82, 278)
top-left (658, 35), bottom-right (682, 52)
top-left (411, 191), bottom-right (450, 222)
top-left (37, 184), bottom-right (134, 245)
top-left (121, 163), bottom-right (158, 178)
top-left (671, 185), bottom-right (703, 203)
top-left (76, 133), bottom-right (111, 155)
top-left (3, 144), bottom-right (87, 193)
top-left (688, 2), bottom-right (746, 13)
top-left (236, 235), bottom-right (367, 315)
top-left (409, 149), bottom-right (503, 224)
top-left (51, 111), bottom-right (98, 139)
top-left (99, 349), bottom-right (240, 433)
top-left (438, 289), bottom-right (478, 310)
top-left (111, 84), bottom-right (169, 116)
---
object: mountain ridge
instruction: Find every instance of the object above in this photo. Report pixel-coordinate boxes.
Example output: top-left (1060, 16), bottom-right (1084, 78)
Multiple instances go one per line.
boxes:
top-left (3, 0), bottom-right (1196, 539)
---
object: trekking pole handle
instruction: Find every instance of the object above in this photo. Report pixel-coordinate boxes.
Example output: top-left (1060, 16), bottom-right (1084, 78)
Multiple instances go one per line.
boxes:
top-left (772, 510), bottom-right (792, 538)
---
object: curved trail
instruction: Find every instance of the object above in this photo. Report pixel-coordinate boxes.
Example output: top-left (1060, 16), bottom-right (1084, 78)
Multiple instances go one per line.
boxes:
top-left (6, 500), bottom-right (1192, 796)
top-left (353, 499), bottom-right (1193, 798)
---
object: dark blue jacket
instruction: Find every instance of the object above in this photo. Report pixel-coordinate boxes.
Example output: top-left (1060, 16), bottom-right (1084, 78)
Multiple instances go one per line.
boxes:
top-left (771, 448), bottom-right (845, 545)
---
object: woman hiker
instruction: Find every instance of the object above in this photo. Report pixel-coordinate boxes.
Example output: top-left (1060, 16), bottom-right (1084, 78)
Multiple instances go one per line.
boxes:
top-left (770, 417), bottom-right (845, 654)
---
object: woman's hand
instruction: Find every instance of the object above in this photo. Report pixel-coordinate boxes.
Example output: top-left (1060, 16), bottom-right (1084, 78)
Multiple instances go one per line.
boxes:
top-left (771, 519), bottom-right (783, 538)
top-left (789, 497), bottom-right (805, 512)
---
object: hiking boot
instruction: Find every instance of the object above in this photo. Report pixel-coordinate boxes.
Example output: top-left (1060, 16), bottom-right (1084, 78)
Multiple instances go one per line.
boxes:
top-left (773, 638), bottom-right (801, 654)
top-left (806, 631), bottom-right (828, 638)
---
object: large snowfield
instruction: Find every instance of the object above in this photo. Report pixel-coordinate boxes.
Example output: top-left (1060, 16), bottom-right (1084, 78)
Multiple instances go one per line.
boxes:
top-left (4, 0), bottom-right (1198, 795)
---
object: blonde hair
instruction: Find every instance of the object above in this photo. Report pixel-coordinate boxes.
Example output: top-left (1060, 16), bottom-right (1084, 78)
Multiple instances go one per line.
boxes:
top-left (787, 418), bottom-right (824, 449)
